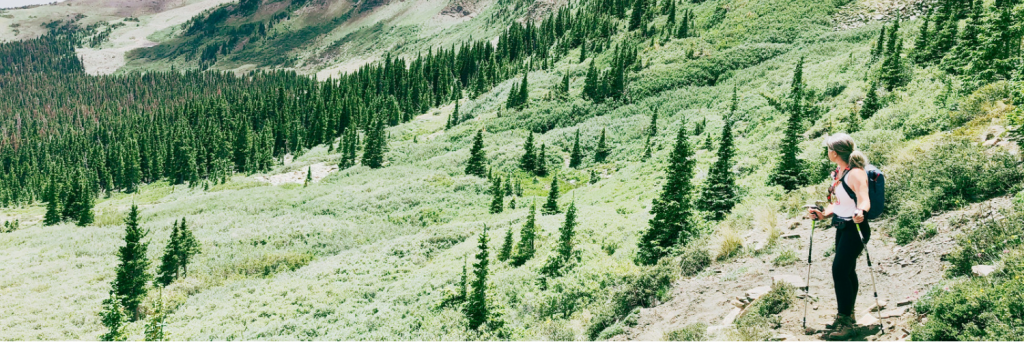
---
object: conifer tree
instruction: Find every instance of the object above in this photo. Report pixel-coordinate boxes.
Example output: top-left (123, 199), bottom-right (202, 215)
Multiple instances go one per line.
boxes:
top-left (100, 292), bottom-right (127, 341)
top-left (512, 201), bottom-right (537, 266)
top-left (465, 225), bottom-right (490, 330)
top-left (518, 72), bottom-right (529, 107)
top-left (583, 60), bottom-right (600, 101)
top-left (535, 143), bottom-right (548, 176)
top-left (156, 220), bottom-right (181, 287)
top-left (44, 181), bottom-right (62, 226)
top-left (871, 26), bottom-right (887, 60)
top-left (541, 200), bottom-right (578, 277)
top-left (498, 226), bottom-right (514, 262)
top-left (940, 1), bottom-right (981, 73)
top-left (595, 128), bottom-right (610, 162)
top-left (589, 170), bottom-right (599, 184)
top-left (304, 166), bottom-right (312, 187)
top-left (879, 16), bottom-right (909, 91)
top-left (466, 130), bottom-right (488, 177)
top-left (176, 217), bottom-right (200, 278)
top-left (509, 197), bottom-right (517, 209)
top-left (144, 290), bottom-right (166, 341)
top-left (542, 177), bottom-right (561, 215)
top-left (848, 104), bottom-right (862, 133)
top-left (912, 15), bottom-right (931, 64)
top-left (666, 0), bottom-right (676, 26)
top-left (569, 129), bottom-right (583, 168)
top-left (521, 132), bottom-right (536, 171)
top-left (560, 73), bottom-right (570, 96)
top-left (504, 176), bottom-right (513, 197)
top-left (643, 112), bottom-right (658, 160)
top-left (629, 0), bottom-right (646, 31)
top-left (860, 81), bottom-right (881, 119)
top-left (771, 58), bottom-right (807, 191)
top-left (699, 96), bottom-right (738, 220)
top-left (113, 204), bottom-right (150, 320)
top-left (676, 9), bottom-right (690, 39)
top-left (580, 40), bottom-right (588, 63)
top-left (362, 118), bottom-right (387, 169)
top-left (636, 121), bottom-right (696, 265)
top-left (490, 176), bottom-right (504, 214)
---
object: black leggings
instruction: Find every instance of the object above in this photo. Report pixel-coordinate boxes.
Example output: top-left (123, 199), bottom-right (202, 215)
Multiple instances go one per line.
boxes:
top-left (832, 220), bottom-right (870, 316)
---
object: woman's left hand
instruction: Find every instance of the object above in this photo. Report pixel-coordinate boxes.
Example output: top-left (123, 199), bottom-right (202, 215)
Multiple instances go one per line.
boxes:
top-left (853, 210), bottom-right (865, 224)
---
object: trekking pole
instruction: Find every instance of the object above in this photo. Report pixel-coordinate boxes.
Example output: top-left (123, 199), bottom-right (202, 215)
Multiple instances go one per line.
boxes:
top-left (856, 222), bottom-right (885, 334)
top-left (801, 205), bottom-right (820, 330)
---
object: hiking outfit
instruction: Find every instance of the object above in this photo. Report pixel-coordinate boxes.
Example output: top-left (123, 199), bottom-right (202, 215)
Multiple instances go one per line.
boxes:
top-left (829, 167), bottom-right (870, 320)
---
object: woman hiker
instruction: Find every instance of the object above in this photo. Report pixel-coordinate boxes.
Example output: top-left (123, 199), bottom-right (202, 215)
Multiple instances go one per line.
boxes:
top-left (806, 133), bottom-right (871, 340)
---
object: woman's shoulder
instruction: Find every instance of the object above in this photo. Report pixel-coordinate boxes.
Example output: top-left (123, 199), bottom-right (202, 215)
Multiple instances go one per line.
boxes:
top-left (847, 167), bottom-right (868, 182)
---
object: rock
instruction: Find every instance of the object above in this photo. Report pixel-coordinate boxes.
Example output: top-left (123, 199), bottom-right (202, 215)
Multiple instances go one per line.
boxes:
top-left (972, 265), bottom-right (996, 277)
top-left (722, 308), bottom-right (742, 325)
top-left (881, 307), bottom-right (907, 318)
top-left (897, 298), bottom-right (914, 306)
top-left (745, 286), bottom-right (771, 301)
top-left (788, 220), bottom-right (801, 230)
top-left (772, 274), bottom-right (808, 289)
top-left (983, 138), bottom-right (999, 147)
top-left (858, 313), bottom-right (880, 326)
top-left (731, 299), bottom-right (747, 309)
top-left (869, 300), bottom-right (888, 312)
top-left (781, 233), bottom-right (801, 239)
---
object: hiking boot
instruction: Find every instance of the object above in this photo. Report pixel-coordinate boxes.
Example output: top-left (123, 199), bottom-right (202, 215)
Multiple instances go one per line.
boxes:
top-left (826, 324), bottom-right (858, 340)
top-left (824, 314), bottom-right (854, 330)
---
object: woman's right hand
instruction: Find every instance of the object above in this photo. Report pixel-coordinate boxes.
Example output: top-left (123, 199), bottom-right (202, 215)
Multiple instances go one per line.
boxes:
top-left (806, 208), bottom-right (823, 220)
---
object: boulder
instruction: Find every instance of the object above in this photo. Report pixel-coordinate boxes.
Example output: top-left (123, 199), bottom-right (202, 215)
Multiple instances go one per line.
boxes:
top-left (880, 307), bottom-right (907, 319)
top-left (722, 308), bottom-right (742, 325)
top-left (731, 299), bottom-right (747, 309)
top-left (868, 300), bottom-right (888, 312)
top-left (858, 313), bottom-right (880, 326)
top-left (897, 298), bottom-right (914, 306)
top-left (745, 286), bottom-right (772, 301)
top-left (781, 233), bottom-right (801, 239)
top-left (972, 265), bottom-right (996, 277)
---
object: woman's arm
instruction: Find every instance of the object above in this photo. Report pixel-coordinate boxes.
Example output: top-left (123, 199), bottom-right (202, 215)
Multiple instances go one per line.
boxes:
top-left (849, 169), bottom-right (871, 222)
top-left (807, 203), bottom-right (835, 220)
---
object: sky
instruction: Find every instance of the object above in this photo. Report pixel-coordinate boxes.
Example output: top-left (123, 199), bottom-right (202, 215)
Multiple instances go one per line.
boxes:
top-left (0, 0), bottom-right (68, 9)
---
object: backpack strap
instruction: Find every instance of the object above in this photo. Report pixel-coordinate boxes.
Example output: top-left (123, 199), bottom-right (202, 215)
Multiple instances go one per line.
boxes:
top-left (840, 169), bottom-right (858, 205)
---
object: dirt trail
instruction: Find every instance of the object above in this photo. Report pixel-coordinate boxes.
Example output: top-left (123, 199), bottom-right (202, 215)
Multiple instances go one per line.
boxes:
top-left (614, 197), bottom-right (1013, 341)
top-left (254, 162), bottom-right (339, 186)
top-left (76, 0), bottom-right (232, 75)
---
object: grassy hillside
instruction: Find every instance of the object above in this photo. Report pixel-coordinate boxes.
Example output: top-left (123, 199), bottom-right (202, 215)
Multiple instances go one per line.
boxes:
top-left (2, 0), bottom-right (1024, 340)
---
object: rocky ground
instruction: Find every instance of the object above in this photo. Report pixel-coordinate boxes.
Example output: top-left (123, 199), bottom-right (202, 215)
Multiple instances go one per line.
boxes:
top-left (613, 196), bottom-right (1013, 341)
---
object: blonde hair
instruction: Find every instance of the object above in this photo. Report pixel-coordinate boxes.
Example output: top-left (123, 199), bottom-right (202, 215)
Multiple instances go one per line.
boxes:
top-left (826, 133), bottom-right (868, 169)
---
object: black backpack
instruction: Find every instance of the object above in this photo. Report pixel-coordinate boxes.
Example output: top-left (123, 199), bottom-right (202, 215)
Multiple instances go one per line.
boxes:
top-left (840, 164), bottom-right (886, 220)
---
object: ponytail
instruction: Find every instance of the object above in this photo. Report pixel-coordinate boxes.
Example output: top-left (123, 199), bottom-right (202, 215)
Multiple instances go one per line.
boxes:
top-left (848, 150), bottom-right (868, 169)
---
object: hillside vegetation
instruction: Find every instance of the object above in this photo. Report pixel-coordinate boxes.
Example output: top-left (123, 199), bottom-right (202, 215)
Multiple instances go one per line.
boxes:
top-left (1, 0), bottom-right (1023, 340)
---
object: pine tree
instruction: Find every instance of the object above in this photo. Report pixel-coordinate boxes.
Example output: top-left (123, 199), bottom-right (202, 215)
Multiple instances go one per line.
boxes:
top-left (676, 9), bottom-right (690, 39)
top-left (871, 25), bottom-right (887, 60)
top-left (176, 217), bottom-right (200, 278)
top-left (940, 0), bottom-right (981, 73)
top-left (541, 200), bottom-right (578, 277)
top-left (512, 201), bottom-right (537, 266)
top-left (304, 166), bottom-right (312, 187)
top-left (589, 170), bottom-right (599, 184)
top-left (583, 59), bottom-right (600, 101)
top-left (666, 0), bottom-right (676, 26)
top-left (521, 132), bottom-right (536, 171)
top-left (636, 121), bottom-right (696, 265)
top-left (498, 226), bottom-right (514, 262)
top-left (595, 128), bottom-right (610, 162)
top-left (100, 292), bottom-right (127, 341)
top-left (847, 103), bottom-right (862, 133)
top-left (113, 204), bottom-right (150, 321)
top-left (465, 225), bottom-right (490, 330)
top-left (542, 177), bottom-right (561, 215)
top-left (535, 143), bottom-right (548, 176)
top-left (156, 220), bottom-right (180, 287)
top-left (912, 14), bottom-right (931, 64)
top-left (860, 81), bottom-right (881, 119)
top-left (362, 118), bottom-right (387, 169)
top-left (517, 72), bottom-right (529, 107)
top-left (771, 58), bottom-right (807, 191)
top-left (580, 40), bottom-right (588, 63)
top-left (699, 106), bottom-right (737, 220)
top-left (560, 73), bottom-right (570, 96)
top-left (504, 176), bottom-right (513, 197)
top-left (44, 181), bottom-right (62, 226)
top-left (642, 111), bottom-right (659, 161)
top-left (509, 197), bottom-right (517, 209)
top-left (629, 0), bottom-right (646, 31)
top-left (144, 290), bottom-right (166, 341)
top-left (569, 129), bottom-right (583, 168)
top-left (490, 176), bottom-right (504, 214)
top-left (465, 130), bottom-right (487, 177)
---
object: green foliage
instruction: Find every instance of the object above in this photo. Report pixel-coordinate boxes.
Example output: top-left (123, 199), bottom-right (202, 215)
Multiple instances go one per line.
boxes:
top-left (541, 201), bottom-right (579, 278)
top-left (679, 244), bottom-right (711, 277)
top-left (595, 128), bottom-right (610, 162)
top-left (699, 91), bottom-right (738, 220)
top-left (887, 137), bottom-right (1024, 244)
top-left (913, 272), bottom-right (1024, 340)
top-left (99, 292), bottom-right (127, 341)
top-left (490, 176), bottom-right (504, 214)
top-left (157, 218), bottom-right (201, 286)
top-left (772, 249), bottom-right (797, 267)
top-left (770, 58), bottom-right (808, 191)
top-left (587, 259), bottom-right (679, 340)
top-left (112, 204), bottom-right (151, 321)
top-left (512, 201), bottom-right (538, 266)
top-left (860, 81), bottom-right (881, 119)
top-left (569, 129), bottom-right (583, 168)
top-left (520, 132), bottom-right (536, 172)
top-left (637, 123), bottom-right (696, 265)
top-left (944, 210), bottom-right (1024, 277)
top-left (733, 282), bottom-right (794, 340)
top-left (144, 291), bottom-right (166, 341)
top-left (498, 227), bottom-right (514, 262)
top-left (466, 225), bottom-right (490, 330)
top-left (542, 177), bottom-right (561, 215)
top-left (466, 130), bottom-right (488, 177)
top-left (664, 322), bottom-right (708, 341)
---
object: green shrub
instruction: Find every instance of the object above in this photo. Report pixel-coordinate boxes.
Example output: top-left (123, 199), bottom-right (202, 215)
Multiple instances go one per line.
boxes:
top-left (587, 260), bottom-right (679, 339)
top-left (772, 249), bottom-right (797, 267)
top-left (944, 211), bottom-right (1024, 277)
top-left (680, 245), bottom-right (712, 277)
top-left (912, 276), bottom-right (1024, 341)
top-left (920, 222), bottom-right (938, 240)
top-left (730, 282), bottom-right (795, 340)
top-left (664, 322), bottom-right (708, 341)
